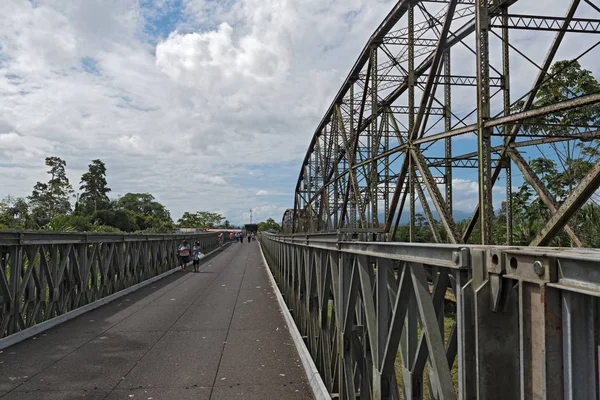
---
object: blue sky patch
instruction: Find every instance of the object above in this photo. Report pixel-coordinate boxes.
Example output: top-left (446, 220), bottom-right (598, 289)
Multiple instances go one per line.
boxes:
top-left (81, 57), bottom-right (100, 75)
top-left (141, 0), bottom-right (185, 39)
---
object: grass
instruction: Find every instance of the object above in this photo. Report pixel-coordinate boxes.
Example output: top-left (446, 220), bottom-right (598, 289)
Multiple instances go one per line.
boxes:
top-left (326, 299), bottom-right (458, 398)
top-left (394, 309), bottom-right (458, 399)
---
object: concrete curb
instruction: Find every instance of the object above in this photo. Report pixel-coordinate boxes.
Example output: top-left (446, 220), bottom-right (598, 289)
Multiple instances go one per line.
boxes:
top-left (0, 243), bottom-right (229, 351)
top-left (258, 241), bottom-right (331, 400)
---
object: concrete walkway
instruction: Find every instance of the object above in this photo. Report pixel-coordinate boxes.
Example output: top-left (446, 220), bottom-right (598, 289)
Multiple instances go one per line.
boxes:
top-left (0, 241), bottom-right (314, 400)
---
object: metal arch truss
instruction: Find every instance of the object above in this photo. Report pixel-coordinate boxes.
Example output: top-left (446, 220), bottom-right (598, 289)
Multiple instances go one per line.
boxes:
top-left (291, 0), bottom-right (600, 246)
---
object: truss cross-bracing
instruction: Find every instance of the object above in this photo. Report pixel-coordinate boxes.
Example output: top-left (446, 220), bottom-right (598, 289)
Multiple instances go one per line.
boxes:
top-left (286, 0), bottom-right (600, 247)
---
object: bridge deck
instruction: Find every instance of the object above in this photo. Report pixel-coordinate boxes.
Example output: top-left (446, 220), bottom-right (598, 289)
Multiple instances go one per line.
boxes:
top-left (0, 242), bottom-right (313, 400)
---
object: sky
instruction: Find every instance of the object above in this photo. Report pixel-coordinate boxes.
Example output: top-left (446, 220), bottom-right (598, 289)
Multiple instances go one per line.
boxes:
top-left (0, 0), bottom-right (598, 226)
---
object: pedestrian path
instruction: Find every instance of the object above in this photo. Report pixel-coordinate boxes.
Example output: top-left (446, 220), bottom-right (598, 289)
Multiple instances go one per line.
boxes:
top-left (0, 241), bottom-right (314, 400)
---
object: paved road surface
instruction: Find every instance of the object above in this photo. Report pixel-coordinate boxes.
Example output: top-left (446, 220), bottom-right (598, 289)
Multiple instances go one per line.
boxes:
top-left (0, 241), bottom-right (314, 400)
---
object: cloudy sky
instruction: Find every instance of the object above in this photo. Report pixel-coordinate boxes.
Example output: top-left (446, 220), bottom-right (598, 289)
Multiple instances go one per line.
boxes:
top-left (0, 0), bottom-right (598, 225)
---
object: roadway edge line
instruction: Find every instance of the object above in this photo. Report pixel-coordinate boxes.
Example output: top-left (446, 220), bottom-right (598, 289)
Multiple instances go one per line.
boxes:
top-left (0, 242), bottom-right (231, 351)
top-left (257, 240), bottom-right (331, 400)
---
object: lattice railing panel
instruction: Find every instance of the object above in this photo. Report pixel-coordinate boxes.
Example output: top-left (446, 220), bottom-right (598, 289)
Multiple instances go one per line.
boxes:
top-left (261, 232), bottom-right (600, 399)
top-left (0, 232), bottom-right (220, 338)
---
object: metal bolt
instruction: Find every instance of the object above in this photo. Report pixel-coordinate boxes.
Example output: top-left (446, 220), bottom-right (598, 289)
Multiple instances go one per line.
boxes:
top-left (452, 252), bottom-right (460, 264)
top-left (533, 261), bottom-right (545, 277)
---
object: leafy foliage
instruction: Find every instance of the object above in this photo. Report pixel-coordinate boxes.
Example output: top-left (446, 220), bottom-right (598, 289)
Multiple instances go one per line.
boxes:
top-left (0, 158), bottom-right (176, 233)
top-left (177, 211), bottom-right (225, 228)
top-left (79, 159), bottom-right (111, 213)
top-left (28, 157), bottom-right (74, 227)
top-left (257, 218), bottom-right (282, 232)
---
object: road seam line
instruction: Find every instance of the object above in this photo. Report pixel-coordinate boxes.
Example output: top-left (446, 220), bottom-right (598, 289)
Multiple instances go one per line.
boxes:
top-left (103, 244), bottom-right (238, 398)
top-left (207, 244), bottom-right (250, 400)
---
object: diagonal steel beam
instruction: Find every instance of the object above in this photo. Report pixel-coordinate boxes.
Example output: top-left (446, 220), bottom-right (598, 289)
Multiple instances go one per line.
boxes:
top-left (340, 61), bottom-right (371, 228)
top-left (463, 0), bottom-right (582, 242)
top-left (508, 149), bottom-right (584, 247)
top-left (411, 0), bottom-right (459, 142)
top-left (530, 158), bottom-right (600, 246)
top-left (411, 148), bottom-right (460, 243)
top-left (414, 173), bottom-right (442, 243)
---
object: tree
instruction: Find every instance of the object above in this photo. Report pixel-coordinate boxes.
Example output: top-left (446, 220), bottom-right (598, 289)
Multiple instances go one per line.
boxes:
top-left (177, 211), bottom-right (225, 228)
top-left (0, 195), bottom-right (30, 229)
top-left (508, 60), bottom-right (600, 246)
top-left (28, 156), bottom-right (73, 226)
top-left (79, 159), bottom-right (111, 212)
top-left (117, 193), bottom-right (171, 221)
top-left (257, 218), bottom-right (282, 232)
top-left (93, 209), bottom-right (139, 232)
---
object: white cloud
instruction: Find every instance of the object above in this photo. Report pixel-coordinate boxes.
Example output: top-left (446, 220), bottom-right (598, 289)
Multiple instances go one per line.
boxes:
top-left (0, 0), bottom-right (596, 226)
top-left (156, 23), bottom-right (288, 86)
top-left (195, 174), bottom-right (227, 186)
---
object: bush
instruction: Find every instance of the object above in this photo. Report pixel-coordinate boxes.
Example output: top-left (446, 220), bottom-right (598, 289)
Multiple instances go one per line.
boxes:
top-left (93, 224), bottom-right (123, 233)
top-left (68, 215), bottom-right (93, 232)
top-left (92, 209), bottom-right (139, 232)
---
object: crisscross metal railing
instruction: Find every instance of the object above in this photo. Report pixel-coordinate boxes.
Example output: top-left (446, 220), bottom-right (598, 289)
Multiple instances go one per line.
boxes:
top-left (260, 231), bottom-right (600, 400)
top-left (0, 231), bottom-right (220, 338)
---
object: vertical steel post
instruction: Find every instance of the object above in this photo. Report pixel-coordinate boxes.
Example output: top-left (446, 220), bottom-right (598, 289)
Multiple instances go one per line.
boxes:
top-left (502, 6), bottom-right (513, 245)
top-left (408, 3), bottom-right (416, 243)
top-left (563, 291), bottom-right (598, 399)
top-left (307, 163), bottom-right (313, 231)
top-left (384, 114), bottom-right (390, 227)
top-left (371, 46), bottom-right (379, 229)
top-left (444, 50), bottom-right (453, 224)
top-left (350, 84), bottom-right (357, 229)
top-left (476, 0), bottom-right (493, 244)
top-left (334, 123), bottom-right (340, 229)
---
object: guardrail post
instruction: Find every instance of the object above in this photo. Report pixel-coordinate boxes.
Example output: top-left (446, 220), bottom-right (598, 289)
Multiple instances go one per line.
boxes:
top-left (473, 249), bottom-right (519, 400)
top-left (8, 245), bottom-right (22, 335)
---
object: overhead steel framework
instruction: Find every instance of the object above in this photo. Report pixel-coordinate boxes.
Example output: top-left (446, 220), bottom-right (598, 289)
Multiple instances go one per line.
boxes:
top-left (289, 0), bottom-right (600, 246)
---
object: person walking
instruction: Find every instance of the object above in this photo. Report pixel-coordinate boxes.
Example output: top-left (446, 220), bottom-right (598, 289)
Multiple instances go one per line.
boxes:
top-left (192, 241), bottom-right (203, 272)
top-left (177, 239), bottom-right (191, 272)
top-left (240, 231), bottom-right (245, 243)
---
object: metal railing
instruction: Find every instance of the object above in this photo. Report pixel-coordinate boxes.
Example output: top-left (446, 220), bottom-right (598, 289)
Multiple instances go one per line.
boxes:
top-left (0, 231), bottom-right (221, 338)
top-left (260, 232), bottom-right (600, 400)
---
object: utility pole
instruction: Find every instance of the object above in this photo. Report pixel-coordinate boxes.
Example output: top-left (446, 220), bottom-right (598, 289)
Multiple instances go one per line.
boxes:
top-left (250, 209), bottom-right (253, 224)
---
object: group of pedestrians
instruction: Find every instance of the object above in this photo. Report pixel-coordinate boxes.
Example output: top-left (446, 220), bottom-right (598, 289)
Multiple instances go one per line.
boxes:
top-left (176, 239), bottom-right (204, 272)
top-left (233, 231), bottom-right (255, 243)
top-left (176, 230), bottom-right (257, 272)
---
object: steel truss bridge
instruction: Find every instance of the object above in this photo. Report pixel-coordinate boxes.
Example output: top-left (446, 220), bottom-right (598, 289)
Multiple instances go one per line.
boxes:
top-left (266, 0), bottom-right (600, 399)
top-left (284, 0), bottom-right (600, 248)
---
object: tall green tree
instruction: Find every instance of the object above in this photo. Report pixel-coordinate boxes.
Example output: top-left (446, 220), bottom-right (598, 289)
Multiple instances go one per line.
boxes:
top-left (177, 211), bottom-right (225, 228)
top-left (79, 159), bottom-right (111, 212)
top-left (509, 60), bottom-right (600, 246)
top-left (257, 218), bottom-right (282, 232)
top-left (28, 156), bottom-right (73, 226)
top-left (0, 195), bottom-right (30, 229)
top-left (117, 193), bottom-right (171, 220)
